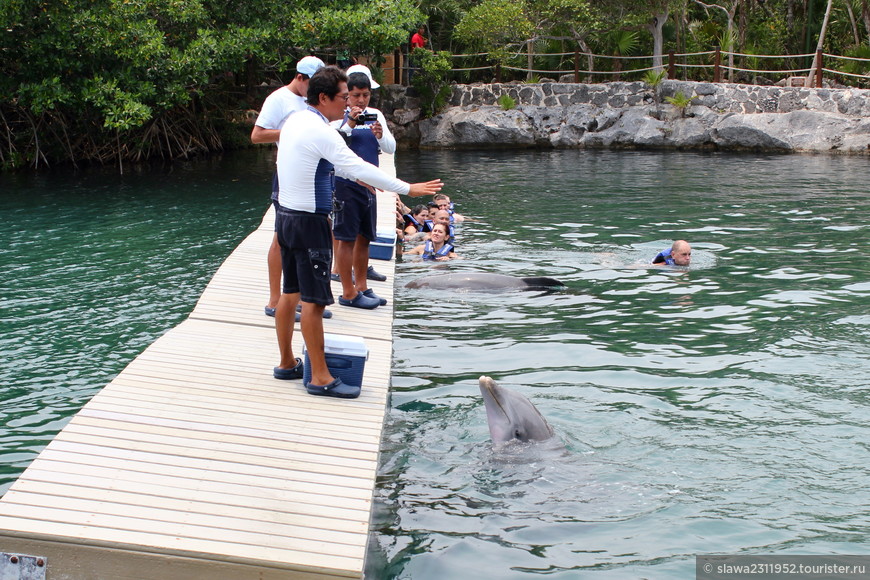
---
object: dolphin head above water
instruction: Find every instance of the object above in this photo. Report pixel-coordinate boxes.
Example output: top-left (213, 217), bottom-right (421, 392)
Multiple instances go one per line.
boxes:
top-left (478, 376), bottom-right (554, 444)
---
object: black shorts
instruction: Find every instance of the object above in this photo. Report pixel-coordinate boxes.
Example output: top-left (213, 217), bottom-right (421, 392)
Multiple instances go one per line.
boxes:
top-left (332, 180), bottom-right (376, 242)
top-left (275, 209), bottom-right (334, 305)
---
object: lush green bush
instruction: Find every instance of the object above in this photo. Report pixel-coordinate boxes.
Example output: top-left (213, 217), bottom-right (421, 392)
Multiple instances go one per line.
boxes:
top-left (411, 48), bottom-right (453, 117)
top-left (0, 0), bottom-right (421, 170)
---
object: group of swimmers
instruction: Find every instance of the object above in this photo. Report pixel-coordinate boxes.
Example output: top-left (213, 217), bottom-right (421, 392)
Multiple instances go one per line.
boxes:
top-left (396, 193), bottom-right (464, 261)
top-left (394, 194), bottom-right (692, 268)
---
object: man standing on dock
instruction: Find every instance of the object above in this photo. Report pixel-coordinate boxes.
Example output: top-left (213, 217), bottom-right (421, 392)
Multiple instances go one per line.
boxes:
top-left (251, 55), bottom-right (325, 319)
top-left (273, 66), bottom-right (443, 398)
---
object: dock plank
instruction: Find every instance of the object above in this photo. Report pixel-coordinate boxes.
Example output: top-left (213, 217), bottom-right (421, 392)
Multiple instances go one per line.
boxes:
top-left (0, 155), bottom-right (403, 579)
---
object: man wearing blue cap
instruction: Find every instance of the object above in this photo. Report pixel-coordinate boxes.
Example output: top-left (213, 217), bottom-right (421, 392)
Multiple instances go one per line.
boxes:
top-left (251, 55), bottom-right (325, 319)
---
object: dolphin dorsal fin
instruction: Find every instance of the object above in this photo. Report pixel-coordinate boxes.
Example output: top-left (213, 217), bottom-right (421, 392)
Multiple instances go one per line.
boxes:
top-left (520, 277), bottom-right (564, 288)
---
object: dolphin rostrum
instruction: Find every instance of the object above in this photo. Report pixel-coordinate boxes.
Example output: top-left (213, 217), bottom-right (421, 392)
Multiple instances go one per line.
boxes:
top-left (406, 272), bottom-right (564, 291)
top-left (478, 376), bottom-right (554, 444)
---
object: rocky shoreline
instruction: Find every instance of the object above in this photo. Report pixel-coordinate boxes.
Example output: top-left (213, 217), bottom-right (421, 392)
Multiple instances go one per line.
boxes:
top-left (377, 80), bottom-right (870, 154)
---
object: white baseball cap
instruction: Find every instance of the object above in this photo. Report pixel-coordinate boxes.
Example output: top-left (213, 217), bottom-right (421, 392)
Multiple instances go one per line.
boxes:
top-left (346, 64), bottom-right (380, 89)
top-left (297, 56), bottom-right (325, 77)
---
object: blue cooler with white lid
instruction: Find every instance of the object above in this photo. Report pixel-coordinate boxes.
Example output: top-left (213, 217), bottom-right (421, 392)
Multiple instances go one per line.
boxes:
top-left (303, 333), bottom-right (368, 388)
top-left (369, 227), bottom-right (397, 260)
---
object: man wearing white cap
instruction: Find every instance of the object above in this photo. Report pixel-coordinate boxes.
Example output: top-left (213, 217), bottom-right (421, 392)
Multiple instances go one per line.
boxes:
top-left (251, 55), bottom-right (325, 319)
top-left (330, 64), bottom-right (395, 309)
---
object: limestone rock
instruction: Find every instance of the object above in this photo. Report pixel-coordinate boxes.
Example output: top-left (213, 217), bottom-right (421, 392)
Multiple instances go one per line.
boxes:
top-left (380, 80), bottom-right (870, 154)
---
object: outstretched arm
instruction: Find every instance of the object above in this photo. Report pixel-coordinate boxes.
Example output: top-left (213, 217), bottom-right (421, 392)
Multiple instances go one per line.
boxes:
top-left (407, 180), bottom-right (443, 197)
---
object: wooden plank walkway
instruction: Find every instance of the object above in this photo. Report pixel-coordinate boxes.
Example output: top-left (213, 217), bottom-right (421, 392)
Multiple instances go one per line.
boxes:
top-left (0, 155), bottom-right (401, 579)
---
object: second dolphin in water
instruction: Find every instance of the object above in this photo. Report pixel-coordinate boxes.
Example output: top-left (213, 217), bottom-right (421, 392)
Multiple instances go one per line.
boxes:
top-left (406, 272), bottom-right (564, 291)
top-left (479, 376), bottom-right (554, 444)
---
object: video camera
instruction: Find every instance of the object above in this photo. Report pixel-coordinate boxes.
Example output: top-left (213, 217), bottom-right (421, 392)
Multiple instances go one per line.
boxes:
top-left (355, 112), bottom-right (378, 124)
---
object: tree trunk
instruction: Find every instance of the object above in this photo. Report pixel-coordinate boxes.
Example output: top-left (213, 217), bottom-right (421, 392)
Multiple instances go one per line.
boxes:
top-left (807, 0), bottom-right (834, 85)
top-left (648, 12), bottom-right (669, 71)
top-left (527, 39), bottom-right (534, 81)
top-left (862, 0), bottom-right (870, 43)
top-left (845, 1), bottom-right (861, 46)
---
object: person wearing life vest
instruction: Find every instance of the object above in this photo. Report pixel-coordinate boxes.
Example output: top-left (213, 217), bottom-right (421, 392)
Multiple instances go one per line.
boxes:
top-left (432, 193), bottom-right (465, 223)
top-left (424, 208), bottom-right (455, 241)
top-left (331, 64), bottom-right (395, 309)
top-left (406, 223), bottom-right (457, 261)
top-left (403, 204), bottom-right (430, 239)
top-left (652, 240), bottom-right (692, 266)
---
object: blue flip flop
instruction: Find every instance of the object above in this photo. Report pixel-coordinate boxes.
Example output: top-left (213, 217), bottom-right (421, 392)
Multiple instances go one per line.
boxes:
top-left (273, 358), bottom-right (304, 380)
top-left (305, 377), bottom-right (360, 399)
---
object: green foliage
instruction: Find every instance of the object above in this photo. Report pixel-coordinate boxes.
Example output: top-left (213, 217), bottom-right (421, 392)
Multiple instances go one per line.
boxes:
top-left (455, 0), bottom-right (534, 66)
top-left (643, 68), bottom-right (667, 117)
top-left (664, 90), bottom-right (696, 116)
top-left (300, 0), bottom-right (422, 58)
top-left (498, 94), bottom-right (517, 110)
top-left (411, 48), bottom-right (453, 117)
top-left (608, 29), bottom-right (639, 56)
top-left (642, 69), bottom-right (667, 87)
top-left (0, 0), bottom-right (422, 169)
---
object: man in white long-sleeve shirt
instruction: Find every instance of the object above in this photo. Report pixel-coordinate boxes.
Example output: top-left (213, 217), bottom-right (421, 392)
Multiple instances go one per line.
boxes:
top-left (273, 66), bottom-right (442, 398)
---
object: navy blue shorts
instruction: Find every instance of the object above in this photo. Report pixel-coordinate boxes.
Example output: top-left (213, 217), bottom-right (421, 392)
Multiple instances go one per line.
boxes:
top-left (332, 180), bottom-right (377, 242)
top-left (275, 209), bottom-right (334, 305)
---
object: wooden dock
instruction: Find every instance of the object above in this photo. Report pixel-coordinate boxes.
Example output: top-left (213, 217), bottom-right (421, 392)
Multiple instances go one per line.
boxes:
top-left (0, 156), bottom-right (401, 579)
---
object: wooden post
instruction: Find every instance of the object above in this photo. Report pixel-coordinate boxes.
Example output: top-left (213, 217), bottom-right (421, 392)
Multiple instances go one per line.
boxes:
top-left (668, 51), bottom-right (675, 80)
top-left (495, 63), bottom-right (502, 83)
top-left (393, 49), bottom-right (401, 85)
top-left (713, 46), bottom-right (721, 83)
top-left (574, 50), bottom-right (580, 83)
top-left (816, 49), bottom-right (824, 87)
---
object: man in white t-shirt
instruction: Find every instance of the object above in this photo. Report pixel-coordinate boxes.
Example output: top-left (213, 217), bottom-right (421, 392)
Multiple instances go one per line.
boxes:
top-left (251, 55), bottom-right (325, 318)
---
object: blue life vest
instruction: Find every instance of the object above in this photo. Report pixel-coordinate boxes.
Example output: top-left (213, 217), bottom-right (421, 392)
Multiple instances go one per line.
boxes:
top-left (422, 219), bottom-right (435, 232)
top-left (652, 248), bottom-right (676, 265)
top-left (422, 240), bottom-right (454, 261)
top-left (313, 158), bottom-right (335, 215)
top-left (404, 214), bottom-right (423, 230)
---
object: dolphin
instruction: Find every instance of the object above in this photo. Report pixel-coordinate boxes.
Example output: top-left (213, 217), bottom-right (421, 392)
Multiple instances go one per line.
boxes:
top-left (478, 376), bottom-right (554, 444)
top-left (405, 272), bottom-right (564, 291)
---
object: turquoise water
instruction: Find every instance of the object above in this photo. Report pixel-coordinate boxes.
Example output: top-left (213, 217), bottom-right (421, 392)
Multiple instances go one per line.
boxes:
top-left (370, 150), bottom-right (869, 578)
top-left (1, 149), bottom-right (868, 579)
top-left (0, 152), bottom-right (274, 495)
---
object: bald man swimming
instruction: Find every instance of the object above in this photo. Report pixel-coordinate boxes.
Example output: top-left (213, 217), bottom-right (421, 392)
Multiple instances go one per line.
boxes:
top-left (652, 240), bottom-right (692, 266)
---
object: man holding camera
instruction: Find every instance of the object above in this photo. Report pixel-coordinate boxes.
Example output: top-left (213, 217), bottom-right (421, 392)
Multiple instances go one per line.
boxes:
top-left (331, 64), bottom-right (395, 309)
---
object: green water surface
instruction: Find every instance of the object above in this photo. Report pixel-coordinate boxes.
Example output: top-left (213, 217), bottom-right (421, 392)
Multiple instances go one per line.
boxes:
top-left (1, 149), bottom-right (868, 579)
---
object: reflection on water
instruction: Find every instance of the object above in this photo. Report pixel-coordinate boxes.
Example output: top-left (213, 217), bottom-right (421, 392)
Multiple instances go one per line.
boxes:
top-left (370, 150), bottom-right (869, 579)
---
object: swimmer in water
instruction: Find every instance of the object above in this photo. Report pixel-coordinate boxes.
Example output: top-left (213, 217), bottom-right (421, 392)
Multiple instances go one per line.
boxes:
top-left (652, 239), bottom-right (692, 266)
